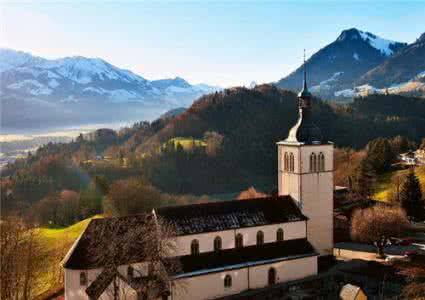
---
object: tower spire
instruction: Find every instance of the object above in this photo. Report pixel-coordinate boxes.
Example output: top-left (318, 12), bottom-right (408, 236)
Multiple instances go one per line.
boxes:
top-left (298, 49), bottom-right (312, 104)
top-left (303, 49), bottom-right (307, 91)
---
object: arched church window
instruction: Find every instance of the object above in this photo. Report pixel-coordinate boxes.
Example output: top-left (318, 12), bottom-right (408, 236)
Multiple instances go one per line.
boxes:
top-left (289, 153), bottom-right (294, 172)
top-left (235, 233), bottom-right (243, 248)
top-left (268, 268), bottom-right (276, 285)
top-left (256, 230), bottom-right (264, 245)
top-left (214, 236), bottom-right (222, 252)
top-left (127, 265), bottom-right (134, 279)
top-left (224, 274), bottom-right (232, 288)
top-left (80, 272), bottom-right (87, 286)
top-left (191, 239), bottom-right (199, 255)
top-left (319, 152), bottom-right (325, 171)
top-left (276, 228), bottom-right (284, 242)
top-left (284, 152), bottom-right (289, 171)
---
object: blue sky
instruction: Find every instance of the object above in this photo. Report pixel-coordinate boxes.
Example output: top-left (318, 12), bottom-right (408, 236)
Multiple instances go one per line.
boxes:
top-left (1, 1), bottom-right (424, 87)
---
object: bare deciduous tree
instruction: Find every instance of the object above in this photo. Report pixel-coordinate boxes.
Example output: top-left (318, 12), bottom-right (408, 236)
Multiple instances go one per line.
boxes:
top-left (86, 214), bottom-right (181, 300)
top-left (350, 205), bottom-right (408, 243)
top-left (1, 216), bottom-right (46, 300)
top-left (237, 186), bottom-right (267, 200)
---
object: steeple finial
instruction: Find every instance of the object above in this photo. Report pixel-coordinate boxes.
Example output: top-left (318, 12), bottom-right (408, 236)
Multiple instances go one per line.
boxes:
top-left (298, 49), bottom-right (312, 100)
top-left (303, 49), bottom-right (307, 90)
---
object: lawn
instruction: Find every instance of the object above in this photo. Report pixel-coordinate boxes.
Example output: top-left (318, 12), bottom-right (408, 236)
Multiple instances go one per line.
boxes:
top-left (33, 215), bottom-right (102, 296)
top-left (166, 137), bottom-right (206, 151)
top-left (373, 165), bottom-right (425, 202)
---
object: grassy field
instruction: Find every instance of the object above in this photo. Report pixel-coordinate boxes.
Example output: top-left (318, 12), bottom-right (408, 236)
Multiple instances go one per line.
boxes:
top-left (34, 215), bottom-right (102, 296)
top-left (373, 165), bottom-right (425, 201)
top-left (166, 137), bottom-right (206, 151)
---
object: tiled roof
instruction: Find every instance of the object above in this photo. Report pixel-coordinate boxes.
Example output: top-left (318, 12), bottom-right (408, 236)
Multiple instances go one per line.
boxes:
top-left (172, 238), bottom-right (317, 278)
top-left (62, 214), bottom-right (152, 269)
top-left (155, 195), bottom-right (307, 235)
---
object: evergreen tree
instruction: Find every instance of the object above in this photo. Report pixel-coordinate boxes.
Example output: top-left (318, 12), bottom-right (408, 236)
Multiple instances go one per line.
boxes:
top-left (400, 169), bottom-right (424, 220)
top-left (353, 158), bottom-right (377, 199)
top-left (366, 138), bottom-right (396, 172)
top-left (420, 138), bottom-right (425, 150)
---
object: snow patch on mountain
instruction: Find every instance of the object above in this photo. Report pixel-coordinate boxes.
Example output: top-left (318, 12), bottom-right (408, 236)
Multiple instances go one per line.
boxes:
top-left (310, 72), bottom-right (344, 92)
top-left (48, 79), bottom-right (60, 88)
top-left (335, 70), bottom-right (425, 98)
top-left (358, 30), bottom-right (399, 56)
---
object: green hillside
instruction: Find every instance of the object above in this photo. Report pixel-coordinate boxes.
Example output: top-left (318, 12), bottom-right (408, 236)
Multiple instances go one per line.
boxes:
top-left (374, 165), bottom-right (425, 201)
top-left (34, 215), bottom-right (102, 296)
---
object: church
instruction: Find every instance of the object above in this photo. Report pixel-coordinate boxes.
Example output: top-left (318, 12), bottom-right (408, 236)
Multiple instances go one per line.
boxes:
top-left (62, 67), bottom-right (334, 300)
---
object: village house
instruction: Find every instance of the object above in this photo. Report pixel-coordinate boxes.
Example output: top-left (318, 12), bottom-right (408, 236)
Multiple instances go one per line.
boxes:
top-left (62, 66), bottom-right (334, 300)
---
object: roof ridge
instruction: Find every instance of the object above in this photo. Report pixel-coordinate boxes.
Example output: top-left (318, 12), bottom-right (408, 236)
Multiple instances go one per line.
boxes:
top-left (155, 195), bottom-right (290, 212)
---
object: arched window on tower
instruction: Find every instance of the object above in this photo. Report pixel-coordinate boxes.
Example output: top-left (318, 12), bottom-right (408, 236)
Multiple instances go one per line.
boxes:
top-left (289, 153), bottom-right (294, 172)
top-left (256, 230), bottom-right (264, 245)
top-left (214, 236), bottom-right (222, 252)
top-left (191, 239), bottom-right (199, 255)
top-left (284, 152), bottom-right (289, 171)
top-left (235, 233), bottom-right (243, 248)
top-left (224, 275), bottom-right (232, 288)
top-left (319, 152), bottom-right (325, 171)
top-left (276, 228), bottom-right (284, 242)
top-left (309, 153), bottom-right (317, 172)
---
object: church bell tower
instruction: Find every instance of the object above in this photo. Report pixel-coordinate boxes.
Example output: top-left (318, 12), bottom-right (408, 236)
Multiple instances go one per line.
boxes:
top-left (277, 54), bottom-right (334, 255)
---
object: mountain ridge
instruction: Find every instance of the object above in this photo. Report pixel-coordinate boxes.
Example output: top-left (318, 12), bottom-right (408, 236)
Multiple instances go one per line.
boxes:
top-left (0, 48), bottom-right (219, 129)
top-left (276, 28), bottom-right (408, 99)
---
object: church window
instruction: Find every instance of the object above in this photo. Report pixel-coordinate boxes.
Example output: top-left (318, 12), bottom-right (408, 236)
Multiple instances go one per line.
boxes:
top-left (191, 239), bottom-right (199, 255)
top-left (276, 228), bottom-right (284, 241)
top-left (127, 265), bottom-right (134, 279)
top-left (319, 152), bottom-right (325, 171)
top-left (268, 268), bottom-right (276, 285)
top-left (235, 233), bottom-right (243, 248)
top-left (284, 152), bottom-right (289, 171)
top-left (214, 236), bottom-right (222, 252)
top-left (224, 274), bottom-right (232, 288)
top-left (310, 152), bottom-right (317, 172)
top-left (148, 263), bottom-right (154, 276)
top-left (289, 153), bottom-right (295, 172)
top-left (256, 230), bottom-right (264, 245)
top-left (80, 272), bottom-right (87, 286)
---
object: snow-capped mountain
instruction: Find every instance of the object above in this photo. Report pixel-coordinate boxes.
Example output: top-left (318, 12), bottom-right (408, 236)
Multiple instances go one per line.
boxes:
top-left (334, 32), bottom-right (425, 99)
top-left (276, 28), bottom-right (407, 99)
top-left (0, 48), bottom-right (219, 128)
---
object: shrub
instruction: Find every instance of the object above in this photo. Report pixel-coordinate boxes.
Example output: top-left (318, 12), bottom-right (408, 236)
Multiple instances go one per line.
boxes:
top-left (351, 205), bottom-right (408, 243)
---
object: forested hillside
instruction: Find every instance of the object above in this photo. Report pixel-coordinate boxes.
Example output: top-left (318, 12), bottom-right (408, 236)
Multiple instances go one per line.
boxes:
top-left (2, 85), bottom-right (425, 222)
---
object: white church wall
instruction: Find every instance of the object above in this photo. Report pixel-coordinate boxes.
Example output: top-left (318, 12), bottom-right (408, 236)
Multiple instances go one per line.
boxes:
top-left (65, 263), bottom-right (150, 300)
top-left (172, 255), bottom-right (318, 300)
top-left (98, 277), bottom-right (138, 300)
top-left (171, 221), bottom-right (307, 256)
top-left (300, 146), bottom-right (334, 255)
top-left (277, 143), bottom-right (334, 256)
top-left (299, 144), bottom-right (334, 173)
top-left (301, 172), bottom-right (334, 255)
top-left (277, 144), bottom-right (301, 198)
top-left (249, 255), bottom-right (318, 289)
top-left (234, 221), bottom-right (306, 246)
top-left (172, 229), bottom-right (235, 256)
top-left (173, 268), bottom-right (249, 300)
top-left (65, 268), bottom-right (101, 300)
